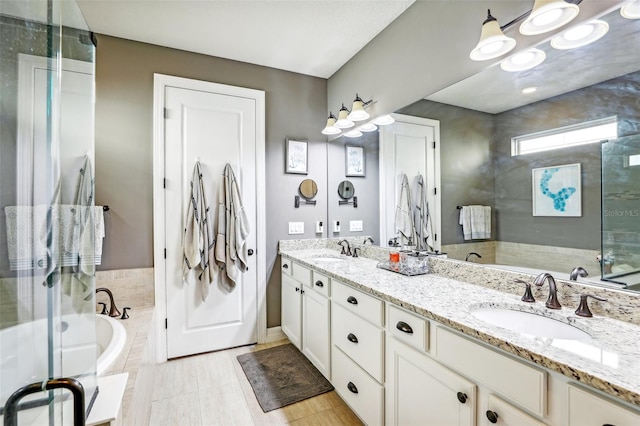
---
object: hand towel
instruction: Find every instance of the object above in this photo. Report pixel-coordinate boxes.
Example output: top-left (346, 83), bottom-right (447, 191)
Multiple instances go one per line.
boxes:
top-left (459, 205), bottom-right (491, 240)
top-left (414, 174), bottom-right (434, 251)
top-left (394, 173), bottom-right (416, 246)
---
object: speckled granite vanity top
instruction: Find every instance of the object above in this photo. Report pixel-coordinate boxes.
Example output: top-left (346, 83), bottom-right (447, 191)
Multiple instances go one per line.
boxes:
top-left (280, 247), bottom-right (640, 407)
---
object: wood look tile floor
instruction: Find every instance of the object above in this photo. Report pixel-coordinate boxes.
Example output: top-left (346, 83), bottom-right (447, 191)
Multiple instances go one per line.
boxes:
top-left (145, 340), bottom-right (364, 426)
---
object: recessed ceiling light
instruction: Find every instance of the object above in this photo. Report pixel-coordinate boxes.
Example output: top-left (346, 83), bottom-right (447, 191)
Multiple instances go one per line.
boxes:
top-left (500, 48), bottom-right (546, 72)
top-left (621, 0), bottom-right (640, 19)
top-left (550, 20), bottom-right (609, 50)
top-left (522, 87), bottom-right (538, 94)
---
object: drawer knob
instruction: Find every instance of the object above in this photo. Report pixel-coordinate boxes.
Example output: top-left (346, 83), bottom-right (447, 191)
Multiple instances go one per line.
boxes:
top-left (347, 333), bottom-right (359, 343)
top-left (283, 264), bottom-right (289, 269)
top-left (486, 410), bottom-right (499, 424)
top-left (347, 296), bottom-right (358, 305)
top-left (456, 392), bottom-right (467, 404)
top-left (347, 381), bottom-right (358, 394)
top-left (396, 321), bottom-right (414, 334)
top-left (315, 280), bottom-right (324, 288)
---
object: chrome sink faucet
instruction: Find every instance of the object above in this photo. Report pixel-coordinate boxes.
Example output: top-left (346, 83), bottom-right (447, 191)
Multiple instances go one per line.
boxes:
top-left (338, 239), bottom-right (352, 256)
top-left (569, 266), bottom-right (588, 281)
top-left (534, 273), bottom-right (561, 309)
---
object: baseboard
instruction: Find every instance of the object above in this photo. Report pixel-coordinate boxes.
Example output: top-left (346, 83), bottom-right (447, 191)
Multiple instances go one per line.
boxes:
top-left (265, 326), bottom-right (287, 343)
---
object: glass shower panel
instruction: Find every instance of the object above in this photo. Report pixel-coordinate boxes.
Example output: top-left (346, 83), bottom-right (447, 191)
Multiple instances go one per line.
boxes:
top-left (0, 0), bottom-right (96, 423)
top-left (601, 134), bottom-right (640, 285)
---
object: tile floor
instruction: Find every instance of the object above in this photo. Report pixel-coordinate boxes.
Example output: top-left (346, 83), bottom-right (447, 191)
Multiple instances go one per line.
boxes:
top-left (145, 340), bottom-right (364, 426)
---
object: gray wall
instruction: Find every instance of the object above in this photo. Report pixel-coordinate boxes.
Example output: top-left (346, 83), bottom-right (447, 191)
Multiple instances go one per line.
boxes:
top-left (327, 132), bottom-right (380, 243)
top-left (94, 35), bottom-right (328, 327)
top-left (397, 71), bottom-right (640, 251)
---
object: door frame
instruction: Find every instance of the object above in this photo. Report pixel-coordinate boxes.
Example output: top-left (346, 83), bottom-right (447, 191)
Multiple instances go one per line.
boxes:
top-left (152, 73), bottom-right (266, 363)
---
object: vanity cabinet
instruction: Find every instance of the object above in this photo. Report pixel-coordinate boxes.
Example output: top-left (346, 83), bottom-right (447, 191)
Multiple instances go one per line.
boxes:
top-left (280, 261), bottom-right (331, 377)
top-left (567, 384), bottom-right (640, 425)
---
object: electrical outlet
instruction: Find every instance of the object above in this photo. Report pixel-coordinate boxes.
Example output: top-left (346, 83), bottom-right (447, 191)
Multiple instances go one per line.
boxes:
top-left (316, 220), bottom-right (323, 234)
top-left (333, 220), bottom-right (340, 233)
top-left (350, 220), bottom-right (363, 232)
top-left (288, 222), bottom-right (304, 235)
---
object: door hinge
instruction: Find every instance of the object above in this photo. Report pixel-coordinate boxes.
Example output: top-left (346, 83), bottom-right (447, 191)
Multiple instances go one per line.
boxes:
top-left (165, 318), bottom-right (168, 329)
top-left (164, 108), bottom-right (169, 119)
top-left (435, 233), bottom-right (438, 242)
top-left (163, 178), bottom-right (166, 189)
top-left (434, 187), bottom-right (437, 195)
top-left (433, 141), bottom-right (436, 149)
top-left (164, 248), bottom-right (167, 259)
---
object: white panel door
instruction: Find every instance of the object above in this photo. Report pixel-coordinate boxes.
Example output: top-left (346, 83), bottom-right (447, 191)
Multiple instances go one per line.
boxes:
top-left (380, 114), bottom-right (440, 251)
top-left (164, 83), bottom-right (258, 359)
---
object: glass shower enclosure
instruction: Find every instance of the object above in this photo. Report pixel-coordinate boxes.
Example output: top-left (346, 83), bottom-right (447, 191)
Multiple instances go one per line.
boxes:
top-left (1, 0), bottom-right (97, 424)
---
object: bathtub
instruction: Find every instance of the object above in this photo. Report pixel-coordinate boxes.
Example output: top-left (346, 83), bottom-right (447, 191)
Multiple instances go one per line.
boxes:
top-left (0, 313), bottom-right (126, 408)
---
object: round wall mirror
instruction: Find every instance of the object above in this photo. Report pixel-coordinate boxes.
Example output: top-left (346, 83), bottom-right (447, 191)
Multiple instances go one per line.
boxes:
top-left (337, 180), bottom-right (355, 200)
top-left (299, 179), bottom-right (318, 200)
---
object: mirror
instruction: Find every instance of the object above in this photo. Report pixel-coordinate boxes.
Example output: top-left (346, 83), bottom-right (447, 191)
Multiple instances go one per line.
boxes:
top-left (337, 180), bottom-right (355, 200)
top-left (299, 179), bottom-right (318, 200)
top-left (326, 7), bottom-right (640, 291)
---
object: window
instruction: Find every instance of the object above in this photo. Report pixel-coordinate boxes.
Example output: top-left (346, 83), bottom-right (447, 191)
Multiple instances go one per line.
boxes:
top-left (511, 116), bottom-right (617, 156)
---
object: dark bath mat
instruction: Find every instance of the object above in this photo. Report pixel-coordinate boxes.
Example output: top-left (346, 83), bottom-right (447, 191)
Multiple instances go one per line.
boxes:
top-left (237, 343), bottom-right (334, 412)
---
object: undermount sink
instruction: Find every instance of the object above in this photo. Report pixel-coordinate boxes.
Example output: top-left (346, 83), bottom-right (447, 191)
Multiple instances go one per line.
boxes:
top-left (311, 256), bottom-right (346, 263)
top-left (471, 307), bottom-right (592, 340)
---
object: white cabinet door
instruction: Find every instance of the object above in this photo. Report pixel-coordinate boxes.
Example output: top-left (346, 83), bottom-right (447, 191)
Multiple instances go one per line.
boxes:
top-left (281, 274), bottom-right (302, 349)
top-left (302, 288), bottom-right (330, 378)
top-left (568, 384), bottom-right (640, 426)
top-left (386, 337), bottom-right (476, 426)
top-left (483, 394), bottom-right (545, 426)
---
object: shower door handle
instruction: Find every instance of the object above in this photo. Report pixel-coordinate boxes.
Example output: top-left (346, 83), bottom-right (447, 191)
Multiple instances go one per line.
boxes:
top-left (3, 377), bottom-right (85, 426)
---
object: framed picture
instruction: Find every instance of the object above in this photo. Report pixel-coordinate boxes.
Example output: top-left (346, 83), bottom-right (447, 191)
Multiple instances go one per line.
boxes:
top-left (345, 145), bottom-right (365, 177)
top-left (532, 163), bottom-right (582, 217)
top-left (285, 139), bottom-right (308, 174)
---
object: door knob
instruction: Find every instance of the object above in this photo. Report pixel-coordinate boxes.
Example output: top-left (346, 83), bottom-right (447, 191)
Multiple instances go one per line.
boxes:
top-left (248, 249), bottom-right (254, 256)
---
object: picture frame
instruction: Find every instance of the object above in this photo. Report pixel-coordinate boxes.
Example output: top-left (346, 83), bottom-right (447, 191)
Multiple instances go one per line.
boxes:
top-left (285, 139), bottom-right (308, 174)
top-left (532, 163), bottom-right (582, 217)
top-left (345, 145), bottom-right (365, 177)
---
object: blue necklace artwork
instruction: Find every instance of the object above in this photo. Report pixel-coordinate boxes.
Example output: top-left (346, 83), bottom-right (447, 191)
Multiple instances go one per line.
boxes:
top-left (539, 168), bottom-right (577, 212)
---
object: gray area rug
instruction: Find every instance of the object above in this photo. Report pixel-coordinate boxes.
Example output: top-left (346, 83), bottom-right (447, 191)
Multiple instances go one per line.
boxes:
top-left (237, 344), bottom-right (334, 412)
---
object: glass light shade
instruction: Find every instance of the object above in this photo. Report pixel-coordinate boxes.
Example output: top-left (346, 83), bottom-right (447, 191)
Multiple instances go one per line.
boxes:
top-left (335, 104), bottom-right (354, 129)
top-left (550, 20), bottom-right (609, 50)
top-left (500, 48), bottom-right (546, 72)
top-left (373, 115), bottom-right (395, 125)
top-left (470, 11), bottom-right (516, 61)
top-left (359, 122), bottom-right (378, 132)
top-left (344, 129), bottom-right (363, 138)
top-left (522, 86), bottom-right (538, 94)
top-left (347, 95), bottom-right (370, 121)
top-left (519, 0), bottom-right (579, 35)
top-left (621, 0), bottom-right (640, 19)
top-left (321, 113), bottom-right (341, 135)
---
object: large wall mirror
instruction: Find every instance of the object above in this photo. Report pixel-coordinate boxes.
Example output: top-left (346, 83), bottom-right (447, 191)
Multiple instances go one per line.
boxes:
top-left (325, 6), bottom-right (640, 292)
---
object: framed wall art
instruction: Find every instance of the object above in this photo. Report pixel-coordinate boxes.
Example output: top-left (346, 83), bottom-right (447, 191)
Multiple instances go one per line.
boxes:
top-left (532, 163), bottom-right (582, 217)
top-left (285, 138), bottom-right (308, 174)
top-left (345, 145), bottom-right (365, 177)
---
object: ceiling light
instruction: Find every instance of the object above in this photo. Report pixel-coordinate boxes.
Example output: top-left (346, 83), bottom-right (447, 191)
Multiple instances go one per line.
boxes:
top-left (470, 9), bottom-right (516, 61)
top-left (321, 112), bottom-right (341, 135)
top-left (519, 0), bottom-right (579, 35)
top-left (621, 0), bottom-right (640, 19)
top-left (344, 129), bottom-right (363, 138)
top-left (500, 48), bottom-right (546, 72)
top-left (334, 104), bottom-right (354, 129)
top-left (347, 94), bottom-right (372, 121)
top-left (359, 122), bottom-right (378, 132)
top-left (522, 86), bottom-right (538, 94)
top-left (372, 115), bottom-right (395, 126)
top-left (550, 20), bottom-right (609, 50)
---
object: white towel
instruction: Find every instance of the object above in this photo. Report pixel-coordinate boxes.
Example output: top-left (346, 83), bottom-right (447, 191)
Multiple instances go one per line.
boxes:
top-left (4, 205), bottom-right (49, 269)
top-left (183, 161), bottom-right (216, 301)
top-left (394, 173), bottom-right (416, 246)
top-left (459, 205), bottom-right (491, 240)
top-left (214, 163), bottom-right (250, 292)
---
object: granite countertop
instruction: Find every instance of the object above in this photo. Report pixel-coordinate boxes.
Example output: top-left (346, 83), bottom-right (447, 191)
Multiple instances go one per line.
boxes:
top-left (280, 248), bottom-right (640, 408)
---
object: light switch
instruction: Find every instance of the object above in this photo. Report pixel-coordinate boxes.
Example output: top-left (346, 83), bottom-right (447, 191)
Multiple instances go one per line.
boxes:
top-left (288, 222), bottom-right (304, 235)
top-left (350, 220), bottom-right (363, 232)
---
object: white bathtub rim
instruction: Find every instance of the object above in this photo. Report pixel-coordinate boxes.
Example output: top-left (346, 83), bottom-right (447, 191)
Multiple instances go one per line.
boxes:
top-left (96, 315), bottom-right (126, 376)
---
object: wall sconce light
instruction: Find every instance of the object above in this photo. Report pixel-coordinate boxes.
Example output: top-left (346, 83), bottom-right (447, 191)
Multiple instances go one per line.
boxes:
top-left (347, 94), bottom-right (373, 121)
top-left (470, 9), bottom-right (516, 61)
top-left (321, 112), bottom-right (342, 135)
top-left (519, 0), bottom-right (579, 35)
top-left (373, 115), bottom-right (395, 125)
top-left (344, 129), bottom-right (363, 138)
top-left (500, 48), bottom-right (546, 72)
top-left (621, 0), bottom-right (640, 19)
top-left (335, 103), bottom-right (355, 129)
top-left (550, 19), bottom-right (609, 50)
top-left (360, 122), bottom-right (378, 132)
top-left (323, 96), bottom-right (394, 138)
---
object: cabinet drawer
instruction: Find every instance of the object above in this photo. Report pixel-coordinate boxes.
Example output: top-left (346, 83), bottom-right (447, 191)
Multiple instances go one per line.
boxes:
top-left (332, 303), bottom-right (384, 383)
top-left (567, 384), bottom-right (640, 425)
top-left (332, 280), bottom-right (383, 326)
top-left (388, 304), bottom-right (428, 352)
top-left (291, 262), bottom-right (311, 286)
top-left (311, 270), bottom-right (330, 297)
top-left (332, 346), bottom-right (384, 426)
top-left (434, 327), bottom-right (546, 417)
top-left (485, 394), bottom-right (545, 426)
top-left (281, 258), bottom-right (292, 276)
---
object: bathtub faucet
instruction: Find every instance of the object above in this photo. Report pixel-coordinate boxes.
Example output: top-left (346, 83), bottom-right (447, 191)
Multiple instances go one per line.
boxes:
top-left (95, 287), bottom-right (121, 318)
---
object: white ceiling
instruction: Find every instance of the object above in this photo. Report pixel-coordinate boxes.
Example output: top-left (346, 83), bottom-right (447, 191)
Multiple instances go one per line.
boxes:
top-left (76, 0), bottom-right (415, 79)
